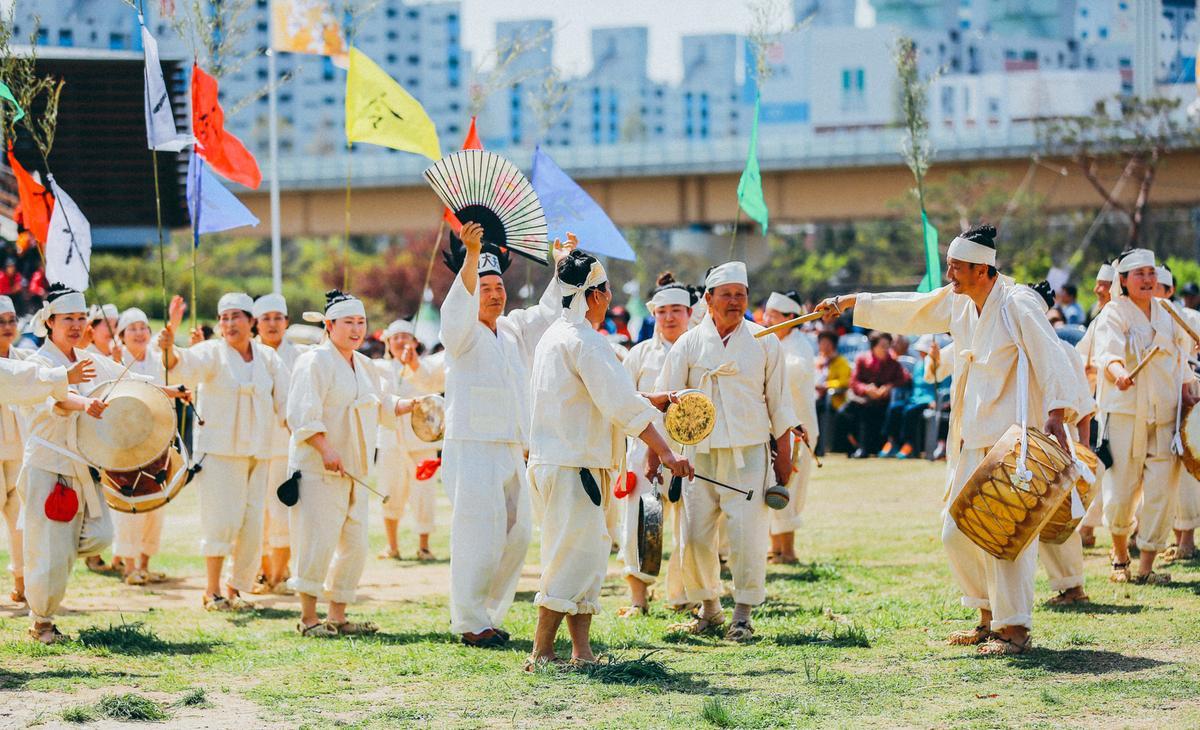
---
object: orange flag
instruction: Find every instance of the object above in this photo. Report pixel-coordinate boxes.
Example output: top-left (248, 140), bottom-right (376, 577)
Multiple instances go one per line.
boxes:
top-left (6, 144), bottom-right (55, 247)
top-left (442, 117), bottom-right (482, 231)
top-left (191, 64), bottom-right (262, 189)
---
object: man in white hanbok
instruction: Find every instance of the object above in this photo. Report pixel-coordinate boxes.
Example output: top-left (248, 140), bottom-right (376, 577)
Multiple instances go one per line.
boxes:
top-left (526, 250), bottom-right (692, 667)
top-left (815, 225), bottom-right (1075, 655)
top-left (287, 291), bottom-right (415, 637)
top-left (1093, 250), bottom-right (1197, 584)
top-left (761, 291), bottom-right (818, 565)
top-left (1076, 263), bottom-right (1114, 547)
top-left (438, 221), bottom-right (566, 648)
top-left (655, 261), bottom-right (796, 643)
top-left (617, 277), bottom-right (695, 616)
top-left (159, 292), bottom-right (289, 611)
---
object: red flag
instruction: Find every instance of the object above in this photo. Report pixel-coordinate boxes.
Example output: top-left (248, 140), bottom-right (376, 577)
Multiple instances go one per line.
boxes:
top-left (442, 117), bottom-right (483, 229)
top-left (6, 143), bottom-right (54, 247)
top-left (191, 64), bottom-right (262, 189)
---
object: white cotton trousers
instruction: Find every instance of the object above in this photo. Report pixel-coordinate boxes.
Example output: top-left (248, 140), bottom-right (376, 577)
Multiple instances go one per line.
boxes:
top-left (195, 454), bottom-right (268, 594)
top-left (1081, 461), bottom-right (1105, 529)
top-left (111, 509), bottom-right (164, 559)
top-left (263, 455), bottom-right (291, 550)
top-left (1102, 415), bottom-right (1180, 551)
top-left (1, 460), bottom-right (23, 578)
top-left (769, 442), bottom-right (812, 535)
top-left (943, 447), bottom-right (1038, 631)
top-left (528, 464), bottom-right (611, 615)
top-left (1039, 532), bottom-right (1085, 592)
top-left (21, 468), bottom-right (112, 623)
top-left (375, 443), bottom-right (437, 534)
top-left (287, 471), bottom-right (368, 604)
top-left (681, 445), bottom-right (771, 606)
top-left (1176, 469), bottom-right (1200, 531)
top-left (442, 440), bottom-right (531, 634)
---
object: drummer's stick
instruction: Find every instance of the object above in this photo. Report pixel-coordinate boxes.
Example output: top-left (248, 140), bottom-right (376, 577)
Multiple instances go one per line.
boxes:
top-left (1128, 345), bottom-right (1162, 380)
top-left (670, 472), bottom-right (754, 500)
top-left (753, 310), bottom-right (827, 339)
top-left (176, 385), bottom-right (206, 426)
top-left (344, 471), bottom-right (390, 503)
top-left (1162, 300), bottom-right (1200, 345)
top-left (99, 356), bottom-right (139, 403)
top-left (799, 429), bottom-right (822, 469)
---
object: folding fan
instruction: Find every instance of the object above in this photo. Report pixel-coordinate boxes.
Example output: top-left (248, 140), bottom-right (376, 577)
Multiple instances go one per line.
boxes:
top-left (423, 149), bottom-right (550, 265)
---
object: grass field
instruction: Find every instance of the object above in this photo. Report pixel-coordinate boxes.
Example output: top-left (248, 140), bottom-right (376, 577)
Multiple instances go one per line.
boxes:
top-left (1, 456), bottom-right (1199, 728)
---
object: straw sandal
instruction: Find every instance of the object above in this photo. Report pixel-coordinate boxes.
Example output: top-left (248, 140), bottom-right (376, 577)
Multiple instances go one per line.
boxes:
top-left (10, 589), bottom-right (25, 603)
top-left (327, 619), bottom-right (379, 636)
top-left (978, 634), bottom-right (1032, 656)
top-left (523, 656), bottom-right (566, 672)
top-left (85, 557), bottom-right (120, 575)
top-left (947, 624), bottom-right (993, 646)
top-left (297, 621), bottom-right (338, 638)
top-left (1109, 560), bottom-right (1131, 583)
top-left (416, 548), bottom-right (436, 561)
top-left (461, 629), bottom-right (506, 648)
top-left (270, 581), bottom-right (294, 596)
top-left (28, 623), bottom-right (69, 645)
top-left (666, 612), bottom-right (725, 636)
top-left (1161, 544), bottom-right (1195, 563)
top-left (725, 620), bottom-right (755, 643)
top-left (1046, 588), bottom-right (1090, 606)
top-left (1132, 571), bottom-right (1171, 585)
top-left (145, 571), bottom-right (169, 583)
top-left (123, 569), bottom-right (149, 586)
top-left (617, 604), bottom-right (649, 619)
top-left (225, 595), bottom-right (256, 612)
top-left (377, 548), bottom-right (401, 560)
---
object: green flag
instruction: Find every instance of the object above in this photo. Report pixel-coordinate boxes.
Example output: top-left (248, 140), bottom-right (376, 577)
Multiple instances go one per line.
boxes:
top-left (0, 81), bottom-right (24, 123)
top-left (737, 95), bottom-right (768, 235)
top-left (917, 209), bottom-right (941, 292)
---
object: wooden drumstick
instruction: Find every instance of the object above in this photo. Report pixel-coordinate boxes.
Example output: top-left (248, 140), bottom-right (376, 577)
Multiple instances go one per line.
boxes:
top-left (1162, 300), bottom-right (1200, 345)
top-left (799, 430), bottom-right (823, 469)
top-left (1128, 345), bottom-right (1161, 380)
top-left (753, 310), bottom-right (826, 338)
top-left (344, 472), bottom-right (390, 503)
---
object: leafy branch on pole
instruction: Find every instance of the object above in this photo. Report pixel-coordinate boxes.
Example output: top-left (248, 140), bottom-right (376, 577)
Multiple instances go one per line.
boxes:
top-left (894, 36), bottom-right (932, 209)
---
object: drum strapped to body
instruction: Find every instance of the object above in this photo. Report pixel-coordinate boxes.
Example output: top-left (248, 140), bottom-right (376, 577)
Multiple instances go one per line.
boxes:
top-left (637, 488), bottom-right (664, 576)
top-left (664, 389), bottom-right (715, 445)
top-left (411, 394), bottom-right (446, 443)
top-left (1039, 440), bottom-right (1097, 544)
top-left (1180, 400), bottom-right (1200, 482)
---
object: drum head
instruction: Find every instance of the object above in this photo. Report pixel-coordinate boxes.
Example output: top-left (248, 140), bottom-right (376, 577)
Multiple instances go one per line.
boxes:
top-left (1181, 401), bottom-right (1200, 482)
top-left (637, 491), bottom-right (663, 577)
top-left (664, 389), bottom-right (716, 445)
top-left (77, 380), bottom-right (175, 471)
top-left (411, 394), bottom-right (445, 443)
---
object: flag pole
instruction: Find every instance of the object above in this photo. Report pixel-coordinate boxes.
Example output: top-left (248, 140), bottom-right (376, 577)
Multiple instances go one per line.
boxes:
top-left (727, 207), bottom-right (741, 261)
top-left (150, 147), bottom-right (170, 385)
top-left (191, 156), bottom-right (202, 335)
top-left (267, 16), bottom-right (283, 295)
top-left (343, 142), bottom-right (352, 289)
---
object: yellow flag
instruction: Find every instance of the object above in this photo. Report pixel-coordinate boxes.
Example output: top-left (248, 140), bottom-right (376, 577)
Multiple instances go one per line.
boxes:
top-left (345, 46), bottom-right (441, 160)
top-left (271, 0), bottom-right (347, 57)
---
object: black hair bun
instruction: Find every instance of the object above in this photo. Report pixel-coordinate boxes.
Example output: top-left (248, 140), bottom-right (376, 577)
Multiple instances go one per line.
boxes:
top-left (656, 271), bottom-right (676, 287)
top-left (557, 249), bottom-right (598, 287)
top-left (45, 282), bottom-right (77, 302)
top-left (961, 223), bottom-right (997, 248)
top-left (325, 289), bottom-right (353, 307)
top-left (1027, 280), bottom-right (1055, 310)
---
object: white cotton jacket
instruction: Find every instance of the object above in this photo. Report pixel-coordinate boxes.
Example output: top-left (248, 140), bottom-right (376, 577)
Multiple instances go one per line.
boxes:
top-left (167, 339), bottom-right (288, 459)
top-left (1093, 296), bottom-right (1193, 423)
top-left (287, 340), bottom-right (399, 479)
top-left (0, 347), bottom-right (48, 461)
top-left (438, 272), bottom-right (559, 446)
top-left (373, 351), bottom-right (445, 452)
top-left (779, 330), bottom-right (820, 437)
top-left (529, 317), bottom-right (659, 470)
top-left (854, 279), bottom-right (1076, 453)
top-left (260, 339), bottom-right (308, 459)
top-left (655, 315), bottom-right (796, 451)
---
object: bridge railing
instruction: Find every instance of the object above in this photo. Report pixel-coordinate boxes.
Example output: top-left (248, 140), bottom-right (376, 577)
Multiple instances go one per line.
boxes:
top-left (274, 123), bottom-right (1045, 191)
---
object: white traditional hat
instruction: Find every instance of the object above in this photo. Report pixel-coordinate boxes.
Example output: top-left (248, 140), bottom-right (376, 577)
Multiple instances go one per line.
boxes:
top-left (765, 291), bottom-right (802, 315)
top-left (218, 292), bottom-right (255, 315)
top-left (383, 319), bottom-right (416, 339)
top-left (0, 295), bottom-right (13, 316)
top-left (252, 293), bottom-right (288, 318)
top-left (1155, 266), bottom-right (1174, 288)
top-left (705, 261), bottom-right (748, 290)
top-left (1096, 264), bottom-right (1115, 282)
top-left (116, 307), bottom-right (149, 336)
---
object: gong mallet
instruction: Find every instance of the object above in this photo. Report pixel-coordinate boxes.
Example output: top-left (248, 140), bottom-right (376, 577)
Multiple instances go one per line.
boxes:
top-left (669, 473), bottom-right (754, 501)
top-left (344, 472), bottom-right (390, 504)
top-left (1163, 299), bottom-right (1200, 345)
top-left (175, 384), bottom-right (205, 426)
top-left (753, 310), bottom-right (826, 339)
top-left (1127, 345), bottom-right (1162, 381)
top-left (799, 429), bottom-right (822, 469)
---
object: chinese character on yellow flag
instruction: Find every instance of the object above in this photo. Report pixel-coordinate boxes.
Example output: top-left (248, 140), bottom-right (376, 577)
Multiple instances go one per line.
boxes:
top-left (271, 0), bottom-right (346, 57)
top-left (344, 46), bottom-right (442, 160)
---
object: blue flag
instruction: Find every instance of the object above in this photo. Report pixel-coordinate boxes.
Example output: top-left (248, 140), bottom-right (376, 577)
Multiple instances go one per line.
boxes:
top-left (530, 145), bottom-right (636, 261)
top-left (187, 150), bottom-right (259, 238)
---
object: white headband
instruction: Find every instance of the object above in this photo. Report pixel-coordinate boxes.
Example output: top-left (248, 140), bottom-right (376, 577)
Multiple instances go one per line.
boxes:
top-left (325, 297), bottom-right (366, 321)
top-left (1096, 263), bottom-right (1115, 282)
top-left (1116, 249), bottom-right (1155, 274)
top-left (383, 319), bottom-right (415, 338)
top-left (0, 295), bottom-right (13, 316)
top-left (765, 291), bottom-right (802, 316)
top-left (252, 293), bottom-right (288, 318)
top-left (478, 252), bottom-right (502, 276)
top-left (946, 236), bottom-right (997, 267)
top-left (117, 307), bottom-right (149, 335)
top-left (705, 261), bottom-right (748, 290)
top-left (1156, 266), bottom-right (1173, 288)
top-left (559, 260), bottom-right (608, 322)
top-left (218, 292), bottom-right (255, 315)
top-left (650, 286), bottom-right (692, 310)
top-left (89, 303), bottom-right (119, 323)
top-left (33, 291), bottom-right (87, 337)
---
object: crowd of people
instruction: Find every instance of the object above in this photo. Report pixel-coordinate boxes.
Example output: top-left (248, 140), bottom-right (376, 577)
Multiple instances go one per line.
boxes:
top-left (0, 219), bottom-right (1197, 664)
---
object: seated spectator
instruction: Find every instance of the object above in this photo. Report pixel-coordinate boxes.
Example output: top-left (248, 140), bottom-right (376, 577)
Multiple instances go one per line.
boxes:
top-left (879, 335), bottom-right (951, 458)
top-left (1047, 307), bottom-right (1065, 330)
top-left (840, 332), bottom-right (911, 459)
top-left (1056, 284), bottom-right (1084, 325)
top-left (814, 330), bottom-right (851, 456)
top-left (890, 334), bottom-right (910, 359)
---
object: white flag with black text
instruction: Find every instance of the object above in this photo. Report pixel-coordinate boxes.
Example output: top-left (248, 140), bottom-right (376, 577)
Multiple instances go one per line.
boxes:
top-left (44, 176), bottom-right (92, 292)
top-left (141, 14), bottom-right (192, 152)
